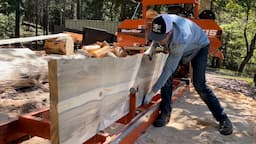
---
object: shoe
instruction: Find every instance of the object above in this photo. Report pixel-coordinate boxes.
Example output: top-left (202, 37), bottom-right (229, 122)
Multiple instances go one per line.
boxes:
top-left (219, 118), bottom-right (233, 135)
top-left (153, 112), bottom-right (171, 127)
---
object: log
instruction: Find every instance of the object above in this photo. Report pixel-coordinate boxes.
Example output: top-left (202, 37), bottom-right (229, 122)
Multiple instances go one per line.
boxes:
top-left (44, 36), bottom-right (74, 55)
top-left (48, 53), bottom-right (168, 144)
top-left (0, 33), bottom-right (74, 56)
top-left (0, 48), bottom-right (48, 90)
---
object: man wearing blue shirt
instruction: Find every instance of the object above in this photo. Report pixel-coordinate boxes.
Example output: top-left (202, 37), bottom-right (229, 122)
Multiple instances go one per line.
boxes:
top-left (147, 14), bottom-right (233, 135)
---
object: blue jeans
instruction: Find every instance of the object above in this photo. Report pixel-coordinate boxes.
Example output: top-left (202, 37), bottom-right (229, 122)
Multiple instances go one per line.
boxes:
top-left (160, 45), bottom-right (228, 122)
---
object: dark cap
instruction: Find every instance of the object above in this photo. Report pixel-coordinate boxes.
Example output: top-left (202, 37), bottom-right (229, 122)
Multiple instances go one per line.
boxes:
top-left (147, 14), bottom-right (173, 41)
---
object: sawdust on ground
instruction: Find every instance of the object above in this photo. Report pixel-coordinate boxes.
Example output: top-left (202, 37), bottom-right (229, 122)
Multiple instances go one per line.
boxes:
top-left (136, 73), bottom-right (256, 144)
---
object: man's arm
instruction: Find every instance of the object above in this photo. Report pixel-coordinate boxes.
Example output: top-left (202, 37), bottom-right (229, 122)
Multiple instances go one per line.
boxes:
top-left (152, 44), bottom-right (185, 92)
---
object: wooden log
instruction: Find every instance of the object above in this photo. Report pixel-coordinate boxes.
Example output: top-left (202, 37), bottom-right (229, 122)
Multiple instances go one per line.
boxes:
top-left (44, 39), bottom-right (66, 55)
top-left (44, 36), bottom-right (74, 55)
top-left (48, 53), bottom-right (168, 144)
top-left (0, 48), bottom-right (48, 90)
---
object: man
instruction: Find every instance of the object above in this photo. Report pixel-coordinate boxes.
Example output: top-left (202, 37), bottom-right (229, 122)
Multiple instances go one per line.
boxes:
top-left (146, 14), bottom-right (233, 135)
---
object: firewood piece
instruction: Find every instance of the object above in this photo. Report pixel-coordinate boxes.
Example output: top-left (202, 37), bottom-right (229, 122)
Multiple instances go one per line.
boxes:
top-left (107, 51), bottom-right (117, 58)
top-left (112, 46), bottom-right (128, 57)
top-left (95, 41), bottom-right (109, 47)
top-left (82, 45), bottom-right (101, 51)
top-left (90, 46), bottom-right (111, 58)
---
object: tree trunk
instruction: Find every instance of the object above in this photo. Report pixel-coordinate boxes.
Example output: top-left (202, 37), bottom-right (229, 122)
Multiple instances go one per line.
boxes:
top-left (77, 0), bottom-right (81, 19)
top-left (238, 55), bottom-right (251, 72)
top-left (211, 57), bottom-right (221, 68)
top-left (15, 0), bottom-right (20, 38)
top-left (43, 0), bottom-right (49, 35)
top-left (120, 0), bottom-right (126, 21)
top-left (254, 74), bottom-right (256, 87)
top-left (35, 0), bottom-right (38, 36)
top-left (91, 1), bottom-right (103, 20)
top-left (238, 33), bottom-right (256, 72)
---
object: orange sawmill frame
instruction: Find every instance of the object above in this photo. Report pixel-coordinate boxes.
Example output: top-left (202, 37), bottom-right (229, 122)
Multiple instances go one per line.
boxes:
top-left (0, 79), bottom-right (188, 144)
top-left (117, 0), bottom-right (223, 59)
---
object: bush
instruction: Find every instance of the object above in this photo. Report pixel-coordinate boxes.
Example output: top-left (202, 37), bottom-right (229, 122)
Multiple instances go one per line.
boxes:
top-left (0, 13), bottom-right (15, 39)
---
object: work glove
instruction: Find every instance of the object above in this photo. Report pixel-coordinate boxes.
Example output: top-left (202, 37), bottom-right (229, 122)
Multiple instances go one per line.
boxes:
top-left (142, 90), bottom-right (156, 105)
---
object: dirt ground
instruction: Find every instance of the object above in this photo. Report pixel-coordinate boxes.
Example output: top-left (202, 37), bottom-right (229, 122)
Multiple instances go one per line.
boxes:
top-left (0, 72), bottom-right (255, 144)
top-left (136, 73), bottom-right (256, 144)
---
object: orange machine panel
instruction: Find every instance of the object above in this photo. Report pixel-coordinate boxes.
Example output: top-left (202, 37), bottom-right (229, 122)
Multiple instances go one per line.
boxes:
top-left (117, 19), bottom-right (147, 47)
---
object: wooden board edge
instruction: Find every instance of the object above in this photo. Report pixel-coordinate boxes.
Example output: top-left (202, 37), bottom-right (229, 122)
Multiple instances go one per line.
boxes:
top-left (48, 60), bottom-right (59, 144)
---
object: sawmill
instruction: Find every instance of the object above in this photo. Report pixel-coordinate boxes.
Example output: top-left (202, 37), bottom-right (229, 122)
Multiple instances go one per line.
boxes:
top-left (0, 0), bottom-right (228, 143)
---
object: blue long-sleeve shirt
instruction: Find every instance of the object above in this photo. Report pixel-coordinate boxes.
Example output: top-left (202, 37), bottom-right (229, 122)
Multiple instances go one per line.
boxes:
top-left (152, 14), bottom-right (210, 92)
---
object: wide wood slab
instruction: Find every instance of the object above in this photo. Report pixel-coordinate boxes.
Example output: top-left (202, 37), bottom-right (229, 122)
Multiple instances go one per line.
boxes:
top-left (48, 53), bottom-right (168, 144)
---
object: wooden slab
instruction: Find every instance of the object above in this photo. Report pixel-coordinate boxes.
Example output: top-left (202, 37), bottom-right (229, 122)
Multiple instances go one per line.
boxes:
top-left (135, 54), bottom-right (168, 106)
top-left (48, 53), bottom-right (168, 144)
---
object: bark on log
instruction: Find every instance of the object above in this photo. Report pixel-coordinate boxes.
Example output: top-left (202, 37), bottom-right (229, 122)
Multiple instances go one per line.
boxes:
top-left (0, 48), bottom-right (48, 90)
top-left (44, 36), bottom-right (74, 55)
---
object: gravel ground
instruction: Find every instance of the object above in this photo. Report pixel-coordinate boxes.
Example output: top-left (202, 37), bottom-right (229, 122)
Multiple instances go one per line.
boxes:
top-left (136, 72), bottom-right (256, 144)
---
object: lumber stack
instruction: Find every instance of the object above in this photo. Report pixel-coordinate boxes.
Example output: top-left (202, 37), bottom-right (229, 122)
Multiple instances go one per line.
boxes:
top-left (48, 53), bottom-right (168, 144)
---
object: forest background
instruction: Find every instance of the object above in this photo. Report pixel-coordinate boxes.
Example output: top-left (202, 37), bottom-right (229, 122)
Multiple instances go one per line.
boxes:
top-left (0, 0), bottom-right (255, 76)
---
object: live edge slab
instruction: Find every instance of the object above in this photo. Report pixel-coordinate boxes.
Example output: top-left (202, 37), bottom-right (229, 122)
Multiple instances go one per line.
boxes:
top-left (48, 53), bottom-right (168, 144)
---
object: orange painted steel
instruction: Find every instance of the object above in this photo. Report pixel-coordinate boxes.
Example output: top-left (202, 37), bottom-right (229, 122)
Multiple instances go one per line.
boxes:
top-left (117, 88), bottom-right (137, 124)
top-left (0, 81), bottom-right (188, 144)
top-left (0, 108), bottom-right (50, 144)
top-left (117, 0), bottom-right (223, 59)
top-left (18, 115), bottom-right (50, 139)
top-left (0, 118), bottom-right (26, 144)
top-left (85, 79), bottom-right (188, 144)
top-left (142, 0), bottom-right (199, 18)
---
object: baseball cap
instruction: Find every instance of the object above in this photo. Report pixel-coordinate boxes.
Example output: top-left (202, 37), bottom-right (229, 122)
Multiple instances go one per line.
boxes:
top-left (147, 14), bottom-right (173, 41)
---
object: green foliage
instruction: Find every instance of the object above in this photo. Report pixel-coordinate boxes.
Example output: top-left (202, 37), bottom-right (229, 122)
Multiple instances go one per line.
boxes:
top-left (213, 0), bottom-right (256, 73)
top-left (0, 0), bottom-right (16, 14)
top-left (0, 13), bottom-right (15, 38)
top-left (0, 0), bottom-right (255, 75)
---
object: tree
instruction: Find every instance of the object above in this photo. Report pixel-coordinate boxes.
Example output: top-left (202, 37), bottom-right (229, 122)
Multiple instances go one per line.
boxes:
top-left (237, 0), bottom-right (256, 72)
top-left (77, 0), bottom-right (81, 19)
top-left (213, 0), bottom-right (256, 73)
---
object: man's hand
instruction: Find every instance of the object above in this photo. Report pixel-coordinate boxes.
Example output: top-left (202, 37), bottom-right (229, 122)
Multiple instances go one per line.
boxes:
top-left (144, 41), bottom-right (156, 61)
top-left (143, 90), bottom-right (156, 105)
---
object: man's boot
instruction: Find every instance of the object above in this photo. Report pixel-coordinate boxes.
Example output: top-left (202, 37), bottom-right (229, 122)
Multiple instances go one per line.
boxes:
top-left (153, 112), bottom-right (171, 127)
top-left (219, 118), bottom-right (233, 135)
